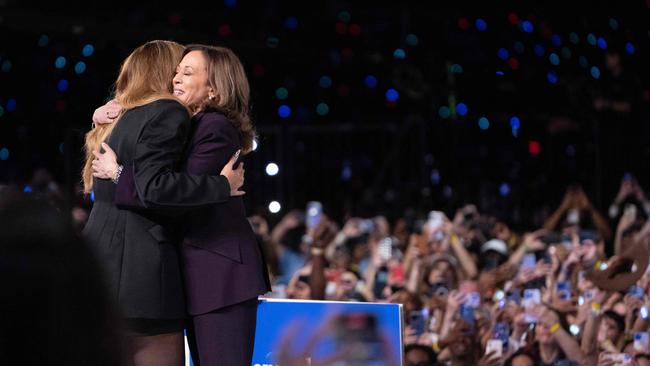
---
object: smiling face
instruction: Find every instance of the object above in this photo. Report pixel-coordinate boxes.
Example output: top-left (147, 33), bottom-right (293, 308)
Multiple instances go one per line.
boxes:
top-left (172, 50), bottom-right (213, 112)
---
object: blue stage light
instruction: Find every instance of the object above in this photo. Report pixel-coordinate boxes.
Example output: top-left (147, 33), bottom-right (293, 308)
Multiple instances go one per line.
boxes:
top-left (498, 48), bottom-right (509, 60)
top-left (74, 61), bottom-right (86, 74)
top-left (626, 42), bottom-right (635, 55)
top-left (0, 148), bottom-right (8, 161)
top-left (547, 71), bottom-right (558, 84)
top-left (450, 64), bottom-right (463, 74)
top-left (456, 103), bottom-right (468, 116)
top-left (551, 34), bottom-right (562, 46)
top-left (319, 75), bottom-right (332, 88)
top-left (475, 19), bottom-right (487, 32)
top-left (57, 79), bottom-right (69, 92)
top-left (364, 75), bottom-right (378, 88)
top-left (285, 17), bottom-right (298, 29)
top-left (6, 99), bottom-right (16, 112)
top-left (341, 164), bottom-right (352, 181)
top-left (590, 66), bottom-right (600, 79)
top-left (521, 21), bottom-right (534, 33)
top-left (597, 37), bottom-right (607, 50)
top-left (316, 103), bottom-right (329, 116)
top-left (55, 56), bottom-right (66, 69)
top-left (430, 169), bottom-right (441, 185)
top-left (609, 18), bottom-right (619, 31)
top-left (587, 33), bottom-right (597, 46)
top-left (534, 44), bottom-right (545, 57)
top-left (499, 183), bottom-right (510, 197)
top-left (38, 35), bottom-right (49, 47)
top-left (406, 34), bottom-right (419, 46)
top-left (549, 53), bottom-right (560, 66)
top-left (82, 44), bottom-right (94, 57)
top-left (510, 116), bottom-right (520, 130)
top-left (438, 106), bottom-right (451, 119)
top-left (393, 48), bottom-right (406, 59)
top-left (278, 105), bottom-right (291, 118)
top-left (569, 32), bottom-right (579, 44)
top-left (224, 0), bottom-right (236, 8)
top-left (385, 88), bottom-right (399, 102)
top-left (478, 117), bottom-right (490, 130)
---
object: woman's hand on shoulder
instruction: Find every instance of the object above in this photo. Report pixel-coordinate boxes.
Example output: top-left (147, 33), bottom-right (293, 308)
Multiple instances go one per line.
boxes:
top-left (92, 99), bottom-right (122, 126)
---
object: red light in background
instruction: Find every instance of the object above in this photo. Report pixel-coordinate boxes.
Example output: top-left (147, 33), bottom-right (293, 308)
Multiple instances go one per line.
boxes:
top-left (508, 57), bottom-right (520, 70)
top-left (349, 24), bottom-right (361, 36)
top-left (458, 18), bottom-right (470, 30)
top-left (335, 22), bottom-right (347, 35)
top-left (218, 24), bottom-right (231, 37)
top-left (508, 13), bottom-right (519, 25)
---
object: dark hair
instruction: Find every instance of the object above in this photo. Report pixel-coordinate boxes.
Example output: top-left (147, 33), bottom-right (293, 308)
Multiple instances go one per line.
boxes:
top-left (0, 193), bottom-right (124, 365)
top-left (281, 223), bottom-right (307, 253)
top-left (505, 349), bottom-right (535, 366)
top-left (404, 344), bottom-right (437, 365)
top-left (604, 310), bottom-right (626, 333)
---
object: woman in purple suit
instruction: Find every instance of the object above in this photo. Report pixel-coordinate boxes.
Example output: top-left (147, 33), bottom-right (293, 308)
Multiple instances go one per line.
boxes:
top-left (93, 45), bottom-right (270, 365)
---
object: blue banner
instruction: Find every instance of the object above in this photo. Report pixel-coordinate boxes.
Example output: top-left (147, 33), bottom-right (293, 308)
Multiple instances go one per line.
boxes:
top-left (251, 299), bottom-right (403, 366)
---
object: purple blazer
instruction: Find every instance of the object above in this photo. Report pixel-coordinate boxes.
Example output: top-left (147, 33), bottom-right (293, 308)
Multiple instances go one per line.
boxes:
top-left (115, 110), bottom-right (271, 315)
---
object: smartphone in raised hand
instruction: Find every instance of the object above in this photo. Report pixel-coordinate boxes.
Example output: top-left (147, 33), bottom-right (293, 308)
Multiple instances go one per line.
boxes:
top-left (459, 304), bottom-right (475, 329)
top-left (485, 339), bottom-right (503, 358)
top-left (522, 253), bottom-right (537, 270)
top-left (305, 201), bottom-right (322, 229)
top-left (556, 282), bottom-right (572, 302)
top-left (378, 237), bottom-right (393, 262)
top-left (409, 310), bottom-right (427, 337)
top-left (634, 332), bottom-right (650, 353)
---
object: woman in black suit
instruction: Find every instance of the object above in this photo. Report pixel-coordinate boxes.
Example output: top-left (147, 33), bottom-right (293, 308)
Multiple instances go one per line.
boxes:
top-left (81, 41), bottom-right (245, 366)
top-left (92, 45), bottom-right (271, 365)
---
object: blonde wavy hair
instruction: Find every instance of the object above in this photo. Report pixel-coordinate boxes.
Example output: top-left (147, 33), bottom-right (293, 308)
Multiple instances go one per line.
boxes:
top-left (82, 40), bottom-right (185, 193)
top-left (184, 45), bottom-right (256, 154)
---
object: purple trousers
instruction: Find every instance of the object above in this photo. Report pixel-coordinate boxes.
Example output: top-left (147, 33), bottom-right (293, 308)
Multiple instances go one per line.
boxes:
top-left (187, 298), bottom-right (258, 366)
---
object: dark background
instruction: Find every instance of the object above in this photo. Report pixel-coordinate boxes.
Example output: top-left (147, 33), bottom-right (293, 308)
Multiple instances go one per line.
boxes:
top-left (1, 0), bottom-right (649, 229)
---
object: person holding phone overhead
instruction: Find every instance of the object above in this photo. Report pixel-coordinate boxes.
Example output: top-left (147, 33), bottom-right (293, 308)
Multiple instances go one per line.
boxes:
top-left (91, 45), bottom-right (270, 365)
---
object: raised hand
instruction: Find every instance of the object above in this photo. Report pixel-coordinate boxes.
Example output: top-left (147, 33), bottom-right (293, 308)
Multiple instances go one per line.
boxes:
top-left (92, 99), bottom-right (122, 125)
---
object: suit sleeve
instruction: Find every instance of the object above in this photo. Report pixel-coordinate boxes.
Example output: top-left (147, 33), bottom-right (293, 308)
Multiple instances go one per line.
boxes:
top-left (129, 101), bottom-right (231, 208)
top-left (184, 115), bottom-right (239, 176)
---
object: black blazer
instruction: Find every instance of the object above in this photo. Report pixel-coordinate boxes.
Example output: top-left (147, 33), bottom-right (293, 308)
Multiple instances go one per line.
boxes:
top-left (83, 99), bottom-right (231, 320)
top-left (115, 110), bottom-right (271, 315)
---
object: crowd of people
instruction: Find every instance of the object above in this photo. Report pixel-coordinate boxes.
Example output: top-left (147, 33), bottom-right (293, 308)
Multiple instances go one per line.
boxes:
top-left (4, 167), bottom-right (650, 366)
top-left (241, 173), bottom-right (650, 366)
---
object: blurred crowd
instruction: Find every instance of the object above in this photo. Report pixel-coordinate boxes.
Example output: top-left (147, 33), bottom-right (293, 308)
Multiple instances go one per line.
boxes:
top-left (247, 172), bottom-right (650, 366)
top-left (4, 169), bottom-right (650, 366)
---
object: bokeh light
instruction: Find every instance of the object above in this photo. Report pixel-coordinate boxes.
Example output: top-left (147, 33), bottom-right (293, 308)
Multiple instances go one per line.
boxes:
top-left (478, 117), bottom-right (490, 130)
top-left (316, 103), bottom-right (329, 116)
top-left (385, 88), bottom-right (399, 102)
top-left (55, 56), bottom-right (66, 69)
top-left (278, 105), bottom-right (291, 118)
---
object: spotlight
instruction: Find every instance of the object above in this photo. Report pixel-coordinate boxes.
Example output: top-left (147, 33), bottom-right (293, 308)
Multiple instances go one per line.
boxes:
top-left (265, 163), bottom-right (279, 176)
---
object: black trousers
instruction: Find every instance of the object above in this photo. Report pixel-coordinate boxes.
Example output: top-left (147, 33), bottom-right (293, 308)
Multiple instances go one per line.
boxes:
top-left (187, 298), bottom-right (259, 366)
